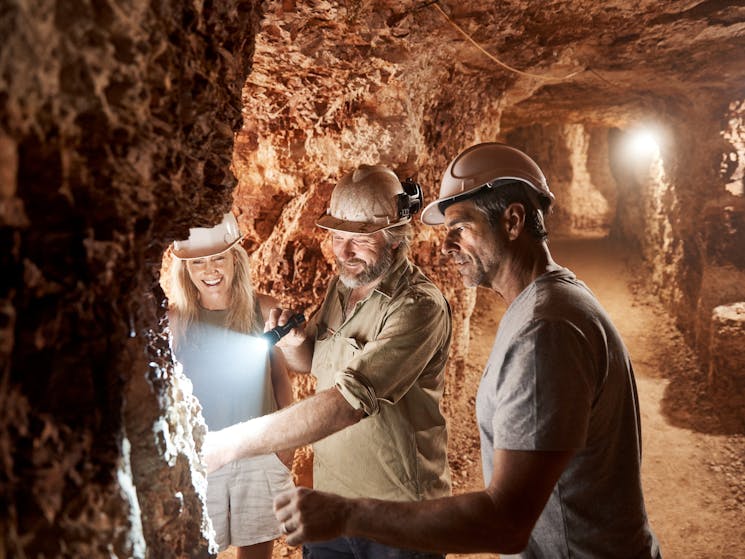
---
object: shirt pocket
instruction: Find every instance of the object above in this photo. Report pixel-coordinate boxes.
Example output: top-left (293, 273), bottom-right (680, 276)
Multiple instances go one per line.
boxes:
top-left (312, 330), bottom-right (365, 390)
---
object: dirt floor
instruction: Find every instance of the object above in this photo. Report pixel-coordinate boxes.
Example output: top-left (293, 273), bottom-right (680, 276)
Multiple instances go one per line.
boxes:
top-left (222, 237), bottom-right (744, 559)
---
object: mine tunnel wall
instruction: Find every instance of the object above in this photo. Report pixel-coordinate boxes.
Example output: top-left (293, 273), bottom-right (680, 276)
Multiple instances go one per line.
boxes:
top-left (2, 2), bottom-right (262, 557)
top-left (508, 114), bottom-right (745, 373)
top-left (607, 104), bottom-right (745, 369)
top-left (2, 2), bottom-right (745, 558)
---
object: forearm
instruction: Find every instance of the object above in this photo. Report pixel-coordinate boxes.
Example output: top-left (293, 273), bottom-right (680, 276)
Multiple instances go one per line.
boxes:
top-left (346, 491), bottom-right (528, 554)
top-left (277, 488), bottom-right (529, 554)
top-left (341, 448), bottom-right (573, 553)
top-left (207, 388), bottom-right (363, 469)
top-left (276, 450), bottom-right (570, 552)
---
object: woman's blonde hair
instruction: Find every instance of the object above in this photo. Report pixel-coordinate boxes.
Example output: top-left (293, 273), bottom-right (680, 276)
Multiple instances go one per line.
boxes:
top-left (169, 244), bottom-right (261, 349)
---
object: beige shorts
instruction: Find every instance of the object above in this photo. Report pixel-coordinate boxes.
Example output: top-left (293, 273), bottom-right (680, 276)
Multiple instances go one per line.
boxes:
top-left (206, 453), bottom-right (294, 550)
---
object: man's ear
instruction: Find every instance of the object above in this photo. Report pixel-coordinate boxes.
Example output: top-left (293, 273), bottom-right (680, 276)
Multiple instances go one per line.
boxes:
top-left (503, 202), bottom-right (526, 241)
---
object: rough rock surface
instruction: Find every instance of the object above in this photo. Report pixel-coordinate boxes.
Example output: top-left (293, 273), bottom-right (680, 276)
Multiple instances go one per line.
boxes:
top-left (2, 0), bottom-right (744, 557)
top-left (708, 302), bottom-right (745, 419)
top-left (232, 0), bottom-right (745, 491)
top-left (2, 1), bottom-right (261, 557)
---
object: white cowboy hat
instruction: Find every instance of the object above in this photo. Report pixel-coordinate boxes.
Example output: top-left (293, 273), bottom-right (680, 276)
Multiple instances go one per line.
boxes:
top-left (172, 213), bottom-right (243, 259)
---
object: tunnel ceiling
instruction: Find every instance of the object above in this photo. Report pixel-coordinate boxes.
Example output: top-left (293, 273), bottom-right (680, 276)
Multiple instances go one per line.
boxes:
top-left (233, 0), bottom-right (745, 318)
top-left (250, 0), bottom-right (745, 133)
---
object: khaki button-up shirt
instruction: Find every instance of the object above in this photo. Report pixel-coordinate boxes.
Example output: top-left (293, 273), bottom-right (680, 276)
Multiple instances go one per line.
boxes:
top-left (308, 254), bottom-right (452, 501)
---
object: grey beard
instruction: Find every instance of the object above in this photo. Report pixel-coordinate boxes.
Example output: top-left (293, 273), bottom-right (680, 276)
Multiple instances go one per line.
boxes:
top-left (338, 244), bottom-right (394, 288)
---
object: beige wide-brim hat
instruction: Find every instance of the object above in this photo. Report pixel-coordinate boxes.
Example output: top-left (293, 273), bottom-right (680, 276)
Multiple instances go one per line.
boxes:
top-left (172, 213), bottom-right (244, 260)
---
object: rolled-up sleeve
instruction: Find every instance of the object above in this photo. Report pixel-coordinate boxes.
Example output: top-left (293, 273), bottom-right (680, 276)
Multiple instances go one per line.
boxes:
top-left (332, 288), bottom-right (451, 416)
top-left (335, 371), bottom-right (380, 415)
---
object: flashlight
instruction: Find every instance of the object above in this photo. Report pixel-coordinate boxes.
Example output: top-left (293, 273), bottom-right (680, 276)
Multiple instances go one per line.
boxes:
top-left (262, 313), bottom-right (306, 346)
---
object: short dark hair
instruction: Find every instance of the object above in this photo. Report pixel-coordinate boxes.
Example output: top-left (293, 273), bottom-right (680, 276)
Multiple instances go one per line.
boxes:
top-left (445, 181), bottom-right (550, 240)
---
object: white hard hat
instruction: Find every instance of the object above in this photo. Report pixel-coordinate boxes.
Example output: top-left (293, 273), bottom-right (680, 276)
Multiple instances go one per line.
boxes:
top-left (172, 213), bottom-right (243, 259)
top-left (421, 143), bottom-right (554, 225)
top-left (316, 165), bottom-right (423, 234)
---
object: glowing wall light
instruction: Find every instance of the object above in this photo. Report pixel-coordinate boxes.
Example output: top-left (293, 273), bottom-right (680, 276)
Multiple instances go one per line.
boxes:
top-left (626, 129), bottom-right (660, 159)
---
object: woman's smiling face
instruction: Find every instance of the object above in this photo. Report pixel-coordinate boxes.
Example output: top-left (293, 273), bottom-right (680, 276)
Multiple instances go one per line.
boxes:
top-left (185, 251), bottom-right (235, 305)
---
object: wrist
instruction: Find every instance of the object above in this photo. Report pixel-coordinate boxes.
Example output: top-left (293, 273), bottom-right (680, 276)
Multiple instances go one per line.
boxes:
top-left (278, 333), bottom-right (307, 349)
top-left (342, 498), bottom-right (364, 538)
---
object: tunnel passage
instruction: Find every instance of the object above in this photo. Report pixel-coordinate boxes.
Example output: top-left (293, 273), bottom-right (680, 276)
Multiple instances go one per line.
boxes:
top-left (3, 1), bottom-right (745, 558)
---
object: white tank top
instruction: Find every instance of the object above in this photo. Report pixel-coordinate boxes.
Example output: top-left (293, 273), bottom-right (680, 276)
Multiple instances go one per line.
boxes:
top-left (175, 305), bottom-right (277, 430)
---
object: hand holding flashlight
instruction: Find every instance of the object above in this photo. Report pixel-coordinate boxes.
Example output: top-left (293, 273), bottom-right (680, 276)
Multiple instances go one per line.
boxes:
top-left (264, 308), bottom-right (307, 348)
top-left (263, 313), bottom-right (306, 346)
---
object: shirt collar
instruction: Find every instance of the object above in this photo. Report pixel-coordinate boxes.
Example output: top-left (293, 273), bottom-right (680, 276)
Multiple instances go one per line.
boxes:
top-left (374, 252), bottom-right (410, 298)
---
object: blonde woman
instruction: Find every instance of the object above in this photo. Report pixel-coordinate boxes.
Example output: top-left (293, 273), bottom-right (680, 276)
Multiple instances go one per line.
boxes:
top-left (169, 213), bottom-right (294, 559)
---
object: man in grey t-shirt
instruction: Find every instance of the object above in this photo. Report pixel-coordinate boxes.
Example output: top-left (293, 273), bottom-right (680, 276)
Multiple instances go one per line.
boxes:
top-left (274, 143), bottom-right (661, 558)
top-left (478, 265), bottom-right (656, 557)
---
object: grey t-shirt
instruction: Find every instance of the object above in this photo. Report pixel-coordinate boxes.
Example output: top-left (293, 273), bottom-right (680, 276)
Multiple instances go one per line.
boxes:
top-left (476, 268), bottom-right (661, 559)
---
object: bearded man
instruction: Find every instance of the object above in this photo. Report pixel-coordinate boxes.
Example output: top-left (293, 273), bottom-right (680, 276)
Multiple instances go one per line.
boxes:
top-left (273, 145), bottom-right (661, 559)
top-left (205, 165), bottom-right (453, 559)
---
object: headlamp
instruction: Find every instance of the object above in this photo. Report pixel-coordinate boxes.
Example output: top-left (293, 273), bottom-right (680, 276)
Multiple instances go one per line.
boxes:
top-left (397, 178), bottom-right (423, 220)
